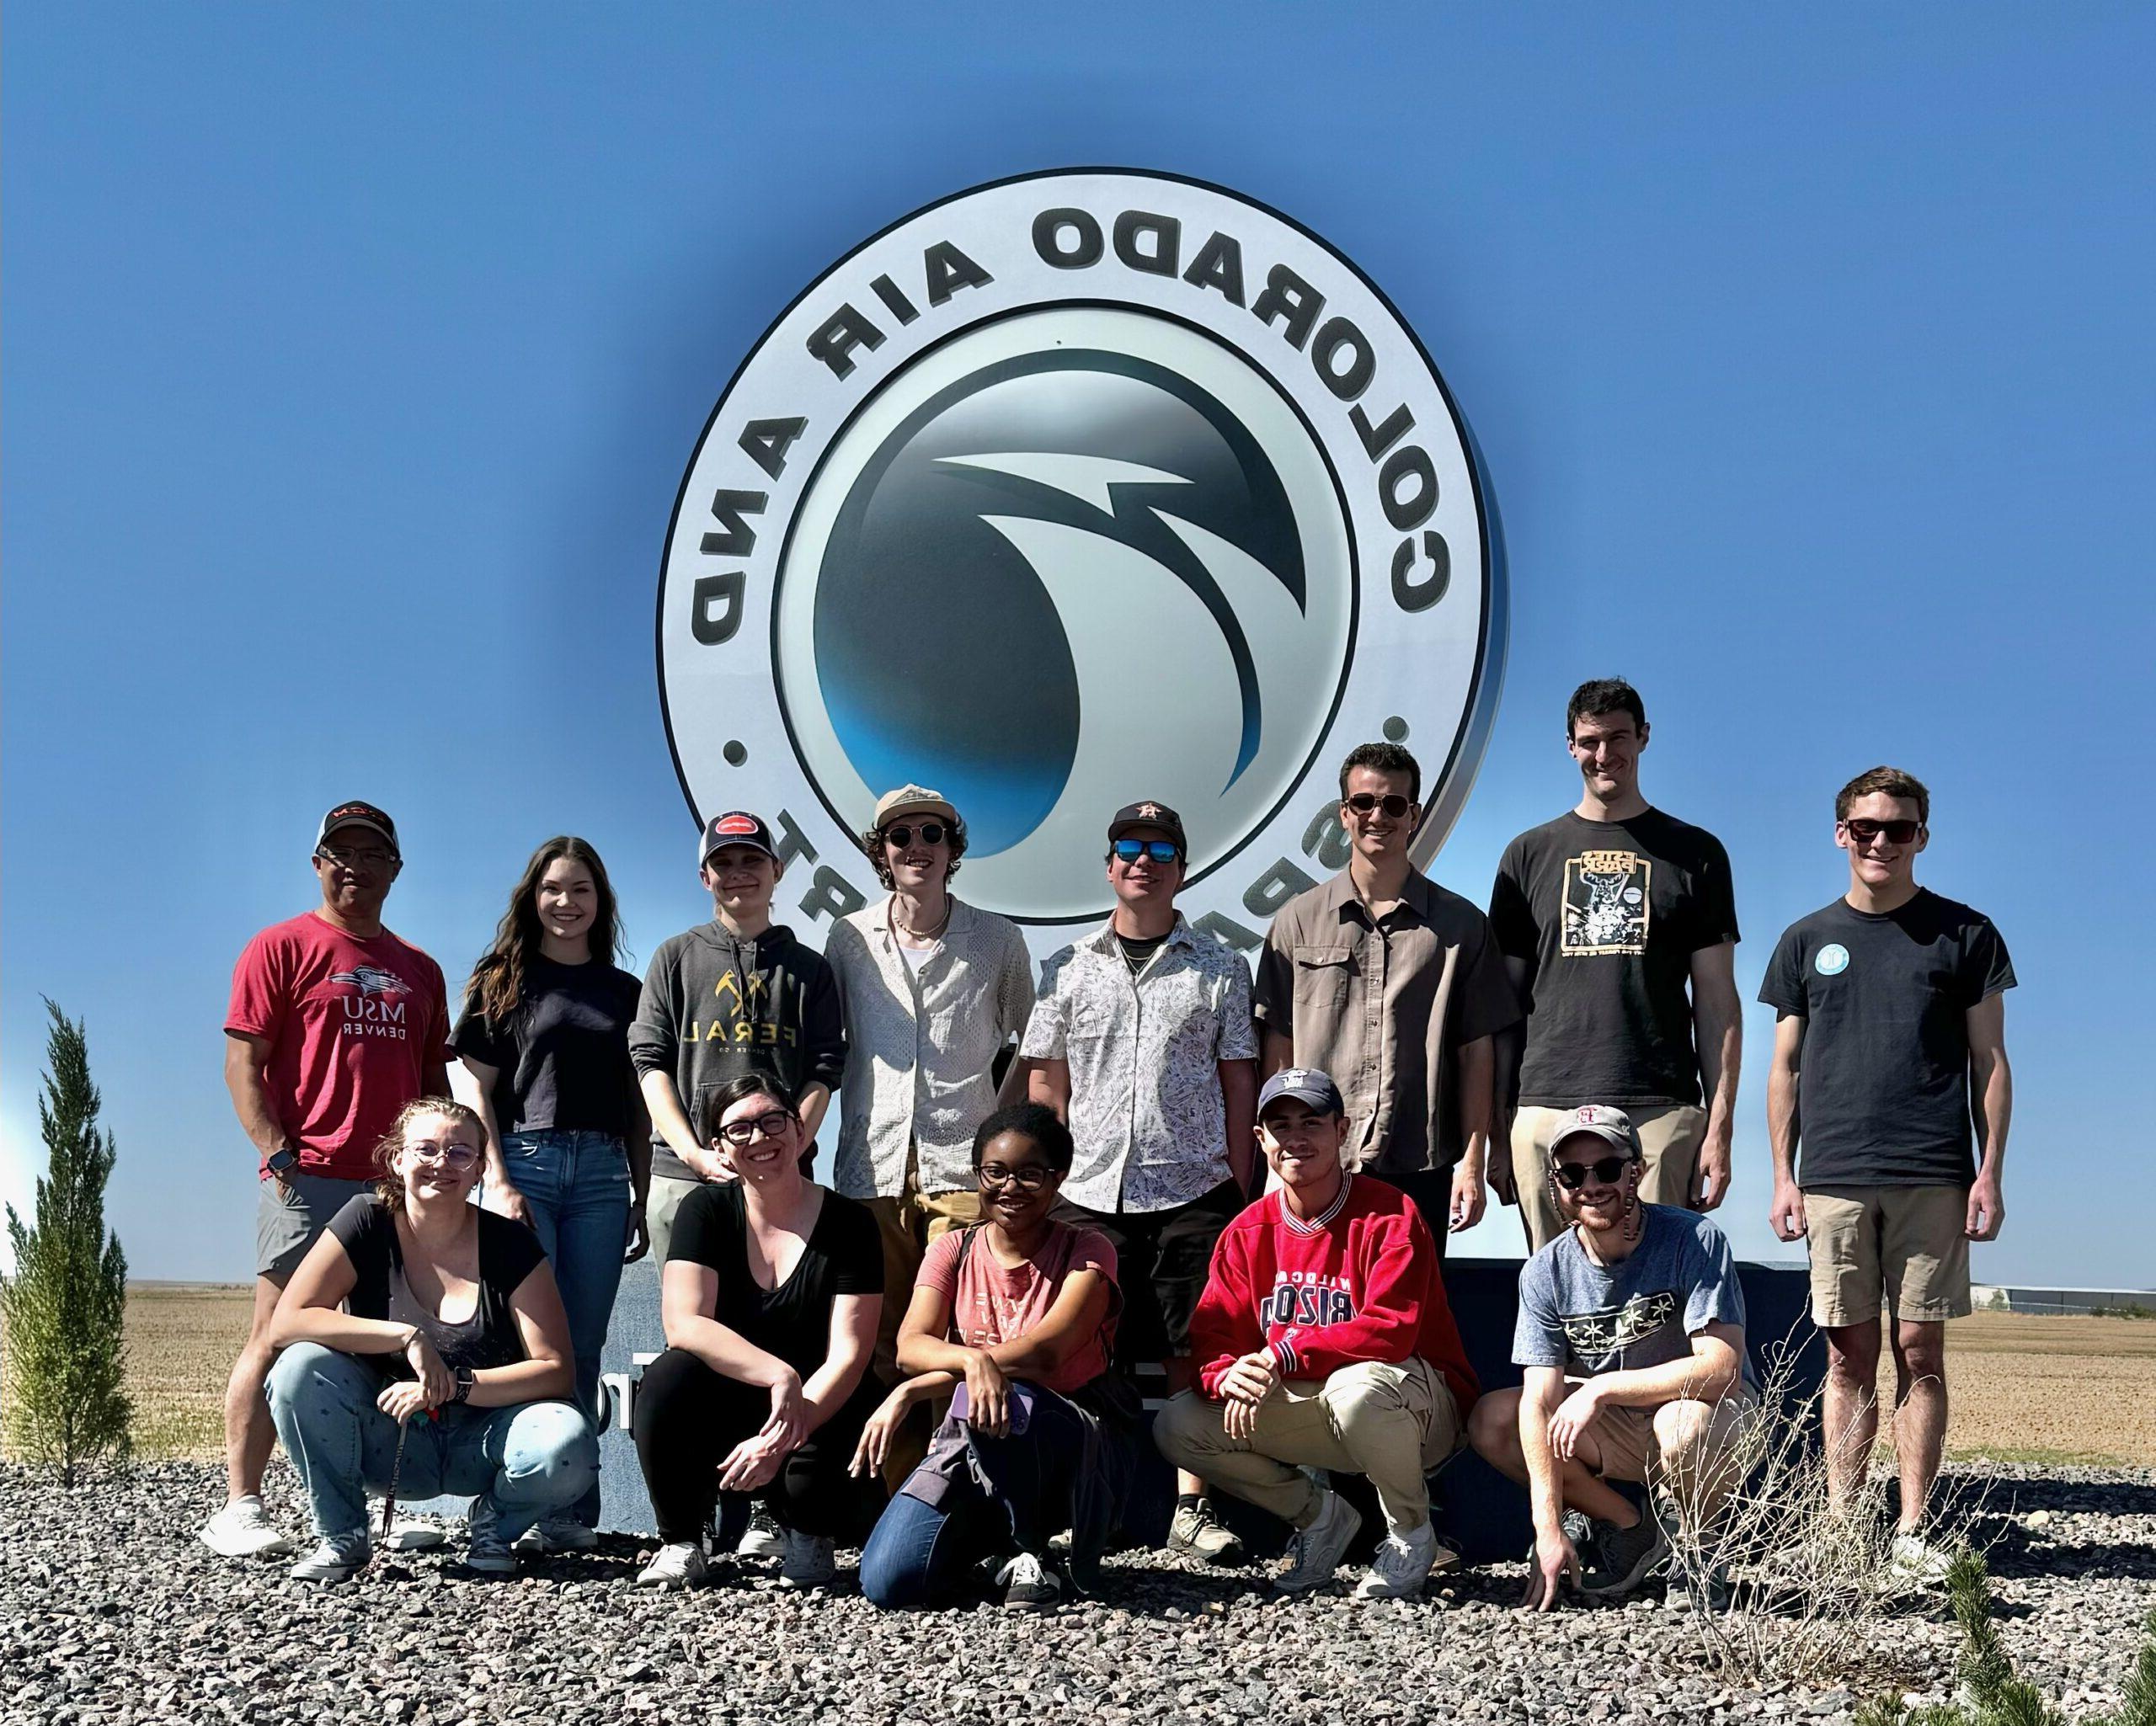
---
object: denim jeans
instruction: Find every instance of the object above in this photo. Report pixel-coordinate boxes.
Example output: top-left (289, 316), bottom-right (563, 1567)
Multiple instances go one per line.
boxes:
top-left (266, 1342), bottom-right (595, 1543)
top-left (499, 1128), bottom-right (631, 1526)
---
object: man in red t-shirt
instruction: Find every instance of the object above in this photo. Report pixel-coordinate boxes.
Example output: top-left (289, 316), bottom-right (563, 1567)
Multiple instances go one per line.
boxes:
top-left (1155, 1068), bottom-right (1478, 1600)
top-left (198, 801), bottom-right (451, 1561)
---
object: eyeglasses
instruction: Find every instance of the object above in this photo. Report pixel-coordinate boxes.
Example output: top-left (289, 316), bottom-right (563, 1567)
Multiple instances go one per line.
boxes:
top-left (882, 822), bottom-right (948, 848)
top-left (977, 1162), bottom-right (1055, 1193)
top-left (1551, 1154), bottom-right (1636, 1191)
top-left (1343, 792), bottom-right (1415, 819)
top-left (318, 844), bottom-right (392, 867)
top-left (717, 1109), bottom-right (794, 1147)
top-left (1112, 839), bottom-right (1182, 865)
top-left (1844, 818), bottom-right (1921, 845)
top-left (406, 1141), bottom-right (481, 1168)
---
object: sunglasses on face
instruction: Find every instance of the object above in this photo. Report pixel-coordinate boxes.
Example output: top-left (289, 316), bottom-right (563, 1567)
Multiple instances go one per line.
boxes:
top-left (1551, 1153), bottom-right (1636, 1191)
top-left (883, 822), bottom-right (947, 849)
top-left (1342, 792), bottom-right (1415, 819)
top-left (976, 1162), bottom-right (1055, 1193)
top-left (717, 1109), bottom-right (794, 1147)
top-left (1112, 839), bottom-right (1182, 866)
top-left (1844, 818), bottom-right (1921, 845)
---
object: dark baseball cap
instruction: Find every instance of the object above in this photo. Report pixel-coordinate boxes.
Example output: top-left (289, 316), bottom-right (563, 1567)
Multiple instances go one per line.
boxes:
top-left (1257, 1067), bottom-right (1346, 1119)
top-left (1548, 1104), bottom-right (1644, 1163)
top-left (1107, 800), bottom-right (1187, 852)
top-left (700, 810), bottom-right (780, 866)
top-left (315, 801), bottom-right (399, 856)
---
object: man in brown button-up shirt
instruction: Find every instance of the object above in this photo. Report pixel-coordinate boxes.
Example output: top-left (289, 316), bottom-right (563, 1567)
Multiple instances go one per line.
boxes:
top-left (1253, 743), bottom-right (1521, 1260)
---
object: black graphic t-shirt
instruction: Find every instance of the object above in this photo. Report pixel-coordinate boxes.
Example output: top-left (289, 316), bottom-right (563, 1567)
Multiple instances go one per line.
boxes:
top-left (326, 1196), bottom-right (547, 1381)
top-left (451, 957), bottom-right (643, 1140)
top-left (1758, 890), bottom-right (2015, 1189)
top-left (1489, 810), bottom-right (1740, 1108)
top-left (665, 1181), bottom-right (881, 1377)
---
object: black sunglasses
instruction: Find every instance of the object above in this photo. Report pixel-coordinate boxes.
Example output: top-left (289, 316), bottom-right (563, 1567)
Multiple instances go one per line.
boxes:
top-left (1112, 839), bottom-right (1182, 865)
top-left (1551, 1153), bottom-right (1636, 1191)
top-left (1844, 818), bottom-right (1920, 844)
top-left (883, 822), bottom-right (948, 848)
top-left (1343, 792), bottom-right (1416, 819)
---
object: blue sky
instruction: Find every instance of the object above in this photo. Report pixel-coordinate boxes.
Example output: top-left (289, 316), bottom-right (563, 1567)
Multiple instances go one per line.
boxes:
top-left (4, 3), bottom-right (2150, 1285)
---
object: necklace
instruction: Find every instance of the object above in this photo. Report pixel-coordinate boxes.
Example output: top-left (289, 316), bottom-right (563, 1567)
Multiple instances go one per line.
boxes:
top-left (892, 896), bottom-right (953, 943)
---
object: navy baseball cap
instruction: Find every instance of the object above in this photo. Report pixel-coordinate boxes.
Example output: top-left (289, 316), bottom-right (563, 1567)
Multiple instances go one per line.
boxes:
top-left (1107, 800), bottom-right (1187, 854)
top-left (700, 810), bottom-right (779, 866)
top-left (315, 801), bottom-right (399, 857)
top-left (1257, 1067), bottom-right (1346, 1119)
top-left (1548, 1104), bottom-right (1644, 1162)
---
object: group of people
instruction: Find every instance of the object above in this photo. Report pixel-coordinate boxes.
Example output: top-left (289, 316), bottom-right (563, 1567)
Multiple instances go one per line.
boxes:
top-left (195, 675), bottom-right (2014, 1611)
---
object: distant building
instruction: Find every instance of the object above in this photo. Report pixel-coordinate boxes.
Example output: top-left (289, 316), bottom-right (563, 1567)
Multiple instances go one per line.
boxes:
top-left (1972, 1284), bottom-right (2156, 1316)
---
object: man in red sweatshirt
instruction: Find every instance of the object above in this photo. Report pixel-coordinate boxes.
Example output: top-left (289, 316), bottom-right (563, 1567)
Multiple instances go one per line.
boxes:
top-left (1155, 1068), bottom-right (1480, 1598)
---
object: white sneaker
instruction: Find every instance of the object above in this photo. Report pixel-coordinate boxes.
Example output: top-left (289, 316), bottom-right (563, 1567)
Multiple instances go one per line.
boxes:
top-left (287, 1532), bottom-right (371, 1583)
top-left (778, 1528), bottom-right (835, 1589)
top-left (1354, 1521), bottom-right (1455, 1599)
top-left (512, 1516), bottom-right (599, 1555)
top-left (200, 1497), bottom-right (297, 1560)
top-left (382, 1519), bottom-right (447, 1553)
top-left (736, 1505), bottom-right (785, 1558)
top-left (636, 1541), bottom-right (708, 1590)
top-left (1275, 1488), bottom-right (1363, 1594)
top-left (1886, 1531), bottom-right (1955, 1588)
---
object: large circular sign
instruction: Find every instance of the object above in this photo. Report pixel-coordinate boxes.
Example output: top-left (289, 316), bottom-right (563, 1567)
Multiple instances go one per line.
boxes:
top-left (659, 168), bottom-right (1503, 947)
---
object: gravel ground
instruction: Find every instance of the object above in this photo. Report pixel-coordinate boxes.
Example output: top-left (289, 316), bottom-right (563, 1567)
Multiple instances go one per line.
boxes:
top-left (3, 1462), bottom-right (2148, 1726)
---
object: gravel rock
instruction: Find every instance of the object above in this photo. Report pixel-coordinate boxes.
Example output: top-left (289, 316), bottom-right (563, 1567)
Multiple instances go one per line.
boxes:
top-left (1, 1462), bottom-right (2148, 1725)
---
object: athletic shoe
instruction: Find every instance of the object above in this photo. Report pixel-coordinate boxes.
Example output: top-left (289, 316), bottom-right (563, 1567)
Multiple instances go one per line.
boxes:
top-left (1652, 1495), bottom-right (1732, 1613)
top-left (1580, 1510), bottom-right (1669, 1599)
top-left (995, 1550), bottom-right (1064, 1611)
top-left (737, 1505), bottom-right (785, 1558)
top-left (287, 1532), bottom-right (371, 1584)
top-left (636, 1542), bottom-right (708, 1590)
top-left (1886, 1532), bottom-right (1956, 1589)
top-left (1354, 1522), bottom-right (1458, 1600)
top-left (462, 1500), bottom-right (518, 1576)
top-left (1166, 1498), bottom-right (1248, 1565)
top-left (199, 1497), bottom-right (296, 1560)
top-left (382, 1520), bottom-right (447, 1553)
top-left (512, 1516), bottom-right (599, 1555)
top-left (1275, 1489), bottom-right (1363, 1594)
top-left (778, 1529), bottom-right (835, 1589)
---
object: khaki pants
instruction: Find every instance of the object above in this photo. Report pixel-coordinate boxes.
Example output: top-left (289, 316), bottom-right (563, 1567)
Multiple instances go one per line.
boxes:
top-left (645, 1173), bottom-right (707, 1270)
top-left (1512, 1103), bottom-right (1706, 1252)
top-left (1153, 1357), bottom-right (1461, 1537)
top-left (861, 1163), bottom-right (983, 1385)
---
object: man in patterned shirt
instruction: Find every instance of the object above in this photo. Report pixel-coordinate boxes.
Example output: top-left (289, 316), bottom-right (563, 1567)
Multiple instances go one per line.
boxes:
top-left (1024, 800), bottom-right (1258, 1564)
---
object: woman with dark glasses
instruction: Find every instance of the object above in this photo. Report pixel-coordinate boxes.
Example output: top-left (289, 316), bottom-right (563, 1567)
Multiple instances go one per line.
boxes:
top-left (632, 1073), bottom-right (886, 1589)
top-left (265, 1099), bottom-right (595, 1582)
top-left (853, 1103), bottom-right (1133, 1611)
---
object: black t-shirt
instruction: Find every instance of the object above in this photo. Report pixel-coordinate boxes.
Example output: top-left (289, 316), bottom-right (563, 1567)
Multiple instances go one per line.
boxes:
top-left (1759, 890), bottom-right (2015, 1188)
top-left (665, 1182), bottom-right (881, 1377)
top-left (1489, 809), bottom-right (1740, 1108)
top-left (1116, 930), bottom-right (1170, 977)
top-left (325, 1195), bottom-right (548, 1380)
top-left (450, 958), bottom-right (643, 1139)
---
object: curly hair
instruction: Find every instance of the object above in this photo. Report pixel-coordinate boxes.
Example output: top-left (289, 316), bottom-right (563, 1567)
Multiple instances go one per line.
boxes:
top-left (372, 1097), bottom-right (485, 1213)
top-left (857, 815), bottom-right (969, 890)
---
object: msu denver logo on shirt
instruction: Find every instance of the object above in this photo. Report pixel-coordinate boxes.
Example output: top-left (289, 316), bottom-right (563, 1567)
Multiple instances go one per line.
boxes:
top-left (328, 965), bottom-right (415, 1040)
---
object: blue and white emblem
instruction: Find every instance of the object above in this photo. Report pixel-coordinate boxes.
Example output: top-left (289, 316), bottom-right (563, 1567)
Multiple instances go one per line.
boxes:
top-left (1815, 943), bottom-right (1851, 977)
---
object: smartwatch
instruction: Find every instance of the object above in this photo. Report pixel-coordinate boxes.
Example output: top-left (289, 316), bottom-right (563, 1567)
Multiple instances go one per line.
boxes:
top-left (266, 1145), bottom-right (302, 1178)
top-left (451, 1372), bottom-right (475, 1406)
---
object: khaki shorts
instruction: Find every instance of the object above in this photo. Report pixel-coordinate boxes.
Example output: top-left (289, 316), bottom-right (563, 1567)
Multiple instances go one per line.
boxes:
top-left (254, 1170), bottom-right (372, 1280)
top-left (1565, 1377), bottom-right (1759, 1485)
top-left (1512, 1103), bottom-right (1707, 1252)
top-left (1803, 1185), bottom-right (1971, 1326)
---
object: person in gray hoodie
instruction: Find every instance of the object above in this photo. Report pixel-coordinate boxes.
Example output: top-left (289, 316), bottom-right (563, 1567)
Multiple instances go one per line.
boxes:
top-left (630, 812), bottom-right (846, 1267)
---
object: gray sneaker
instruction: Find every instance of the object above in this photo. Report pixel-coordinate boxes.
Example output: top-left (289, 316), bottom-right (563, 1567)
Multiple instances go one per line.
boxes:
top-left (462, 1500), bottom-right (518, 1577)
top-left (1580, 1510), bottom-right (1669, 1598)
top-left (1166, 1498), bottom-right (1248, 1566)
top-left (288, 1532), bottom-right (371, 1584)
top-left (778, 1528), bottom-right (835, 1589)
top-left (637, 1541), bottom-right (708, 1590)
top-left (1275, 1489), bottom-right (1363, 1594)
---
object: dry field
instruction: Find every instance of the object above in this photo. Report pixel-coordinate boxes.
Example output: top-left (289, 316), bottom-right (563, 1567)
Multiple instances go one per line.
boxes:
top-left (85, 1283), bottom-right (2156, 1468)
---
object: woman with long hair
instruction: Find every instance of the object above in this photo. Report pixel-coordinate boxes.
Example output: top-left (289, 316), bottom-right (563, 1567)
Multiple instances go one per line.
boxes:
top-left (632, 1073), bottom-right (887, 1590)
top-left (449, 835), bottom-right (647, 1549)
top-left (265, 1098), bottom-right (595, 1581)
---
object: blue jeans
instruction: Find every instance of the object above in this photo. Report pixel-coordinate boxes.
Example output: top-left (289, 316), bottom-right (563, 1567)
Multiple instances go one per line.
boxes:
top-left (859, 1379), bottom-right (1087, 1609)
top-left (500, 1128), bottom-right (631, 1526)
top-left (266, 1342), bottom-right (595, 1543)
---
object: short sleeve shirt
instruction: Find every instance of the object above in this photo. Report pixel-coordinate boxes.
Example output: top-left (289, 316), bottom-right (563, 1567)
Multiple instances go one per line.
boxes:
top-left (665, 1182), bottom-right (882, 1377)
top-left (449, 957), bottom-right (643, 1141)
top-left (1253, 870), bottom-right (1521, 1174)
top-left (1488, 810), bottom-right (1740, 1108)
top-left (1758, 890), bottom-right (2015, 1188)
top-left (226, 912), bottom-right (453, 1180)
top-left (1513, 1204), bottom-right (1754, 1390)
top-left (326, 1195), bottom-right (547, 1381)
top-left (1019, 916), bottom-right (1257, 1213)
top-left (918, 1223), bottom-right (1120, 1397)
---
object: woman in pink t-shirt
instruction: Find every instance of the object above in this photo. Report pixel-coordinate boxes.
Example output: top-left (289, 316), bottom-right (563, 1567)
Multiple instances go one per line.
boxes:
top-left (852, 1103), bottom-right (1129, 1610)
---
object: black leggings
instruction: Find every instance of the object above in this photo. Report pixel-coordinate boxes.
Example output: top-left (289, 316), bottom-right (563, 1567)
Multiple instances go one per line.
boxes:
top-left (632, 1347), bottom-right (886, 1546)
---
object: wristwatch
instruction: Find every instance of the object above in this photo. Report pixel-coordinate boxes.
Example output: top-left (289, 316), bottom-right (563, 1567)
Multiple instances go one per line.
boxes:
top-left (451, 1372), bottom-right (475, 1406)
top-left (266, 1145), bottom-right (302, 1178)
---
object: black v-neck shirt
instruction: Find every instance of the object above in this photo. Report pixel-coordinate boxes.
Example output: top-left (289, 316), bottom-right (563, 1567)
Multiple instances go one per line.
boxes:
top-left (326, 1196), bottom-right (547, 1380)
top-left (666, 1182), bottom-right (881, 1375)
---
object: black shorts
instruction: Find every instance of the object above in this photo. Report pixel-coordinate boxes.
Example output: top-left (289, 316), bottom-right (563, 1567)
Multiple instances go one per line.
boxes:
top-left (1052, 1180), bottom-right (1242, 1364)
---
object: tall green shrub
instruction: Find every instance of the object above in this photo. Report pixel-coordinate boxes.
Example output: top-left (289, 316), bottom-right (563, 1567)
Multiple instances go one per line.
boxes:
top-left (1, 1000), bottom-right (131, 1484)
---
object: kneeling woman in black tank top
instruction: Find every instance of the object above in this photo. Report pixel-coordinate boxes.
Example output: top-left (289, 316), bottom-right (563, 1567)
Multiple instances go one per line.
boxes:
top-left (632, 1073), bottom-right (887, 1589)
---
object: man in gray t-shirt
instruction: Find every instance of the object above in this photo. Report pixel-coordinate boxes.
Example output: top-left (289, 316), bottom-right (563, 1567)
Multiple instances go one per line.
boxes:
top-left (1468, 1105), bottom-right (1756, 1610)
